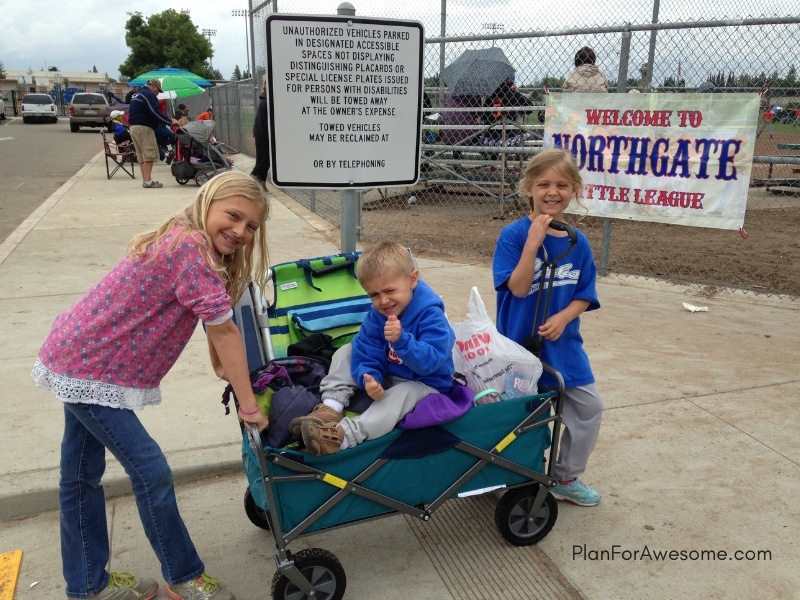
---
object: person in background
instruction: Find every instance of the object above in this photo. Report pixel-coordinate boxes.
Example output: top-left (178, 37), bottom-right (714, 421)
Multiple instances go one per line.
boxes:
top-left (493, 148), bottom-right (603, 507)
top-left (32, 171), bottom-right (271, 600)
top-left (154, 96), bottom-right (176, 163)
top-left (109, 110), bottom-right (132, 146)
top-left (197, 107), bottom-right (214, 121)
top-left (250, 76), bottom-right (270, 185)
top-left (127, 79), bottom-right (174, 188)
top-left (124, 86), bottom-right (139, 104)
top-left (482, 75), bottom-right (533, 145)
top-left (563, 46), bottom-right (609, 93)
top-left (177, 103), bottom-right (192, 121)
top-left (757, 105), bottom-right (778, 139)
top-left (172, 109), bottom-right (189, 130)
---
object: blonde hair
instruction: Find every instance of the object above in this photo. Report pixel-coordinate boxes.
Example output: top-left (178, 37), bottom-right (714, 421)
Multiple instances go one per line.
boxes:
top-left (357, 242), bottom-right (415, 285)
top-left (520, 148), bottom-right (582, 211)
top-left (128, 171), bottom-right (270, 303)
top-left (260, 75), bottom-right (267, 94)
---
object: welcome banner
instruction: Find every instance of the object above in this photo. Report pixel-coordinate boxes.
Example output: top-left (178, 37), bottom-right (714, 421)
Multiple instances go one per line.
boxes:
top-left (545, 93), bottom-right (760, 230)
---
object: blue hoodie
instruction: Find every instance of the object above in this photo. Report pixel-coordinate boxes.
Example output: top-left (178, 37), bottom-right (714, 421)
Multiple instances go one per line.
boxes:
top-left (351, 279), bottom-right (455, 394)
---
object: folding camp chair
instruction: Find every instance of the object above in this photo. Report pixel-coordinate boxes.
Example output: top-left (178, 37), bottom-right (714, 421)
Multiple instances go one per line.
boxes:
top-left (101, 131), bottom-right (136, 180)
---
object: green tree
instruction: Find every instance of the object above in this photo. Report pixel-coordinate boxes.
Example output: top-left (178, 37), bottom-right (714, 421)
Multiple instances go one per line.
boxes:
top-left (119, 9), bottom-right (213, 81)
top-left (232, 65), bottom-right (242, 81)
top-left (424, 74), bottom-right (440, 88)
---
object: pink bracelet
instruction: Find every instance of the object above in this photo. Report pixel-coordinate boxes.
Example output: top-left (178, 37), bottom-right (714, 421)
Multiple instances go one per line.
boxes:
top-left (238, 406), bottom-right (260, 415)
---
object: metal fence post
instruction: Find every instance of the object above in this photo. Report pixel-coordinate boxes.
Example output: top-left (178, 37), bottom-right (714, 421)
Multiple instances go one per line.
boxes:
top-left (338, 2), bottom-right (359, 253)
top-left (643, 0), bottom-right (660, 93)
top-left (598, 26), bottom-right (633, 276)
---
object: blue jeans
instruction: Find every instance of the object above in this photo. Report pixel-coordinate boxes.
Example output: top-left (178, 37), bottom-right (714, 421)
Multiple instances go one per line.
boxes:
top-left (60, 403), bottom-right (204, 598)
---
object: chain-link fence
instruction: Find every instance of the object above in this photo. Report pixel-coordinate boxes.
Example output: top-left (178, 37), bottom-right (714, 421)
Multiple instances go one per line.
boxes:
top-left (211, 1), bottom-right (799, 298)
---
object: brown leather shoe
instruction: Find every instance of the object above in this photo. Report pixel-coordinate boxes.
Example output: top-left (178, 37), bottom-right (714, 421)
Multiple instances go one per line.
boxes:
top-left (289, 403), bottom-right (343, 439)
top-left (301, 421), bottom-right (344, 455)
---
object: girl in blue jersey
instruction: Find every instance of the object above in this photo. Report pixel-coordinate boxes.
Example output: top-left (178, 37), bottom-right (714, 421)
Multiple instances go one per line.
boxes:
top-left (493, 148), bottom-right (603, 507)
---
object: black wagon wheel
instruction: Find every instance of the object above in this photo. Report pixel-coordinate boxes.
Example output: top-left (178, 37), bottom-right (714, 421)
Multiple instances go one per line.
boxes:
top-left (243, 487), bottom-right (271, 530)
top-left (175, 177), bottom-right (189, 185)
top-left (271, 548), bottom-right (346, 600)
top-left (494, 484), bottom-right (558, 546)
top-left (194, 171), bottom-right (210, 186)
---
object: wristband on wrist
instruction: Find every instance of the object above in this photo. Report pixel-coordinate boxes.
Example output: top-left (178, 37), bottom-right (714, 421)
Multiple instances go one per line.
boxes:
top-left (238, 406), bottom-right (260, 415)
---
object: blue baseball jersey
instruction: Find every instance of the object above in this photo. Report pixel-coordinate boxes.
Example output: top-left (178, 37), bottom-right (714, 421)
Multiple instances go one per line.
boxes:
top-left (493, 217), bottom-right (600, 388)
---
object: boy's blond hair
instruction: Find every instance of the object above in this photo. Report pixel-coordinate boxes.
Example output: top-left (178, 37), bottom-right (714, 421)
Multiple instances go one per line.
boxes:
top-left (357, 242), bottom-right (415, 285)
top-left (127, 171), bottom-right (270, 303)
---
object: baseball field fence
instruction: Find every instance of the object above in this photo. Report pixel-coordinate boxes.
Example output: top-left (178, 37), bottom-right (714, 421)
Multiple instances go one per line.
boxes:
top-left (210, 1), bottom-right (799, 298)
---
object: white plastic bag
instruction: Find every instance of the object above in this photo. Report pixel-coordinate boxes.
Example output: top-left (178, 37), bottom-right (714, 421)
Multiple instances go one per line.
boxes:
top-left (451, 287), bottom-right (542, 399)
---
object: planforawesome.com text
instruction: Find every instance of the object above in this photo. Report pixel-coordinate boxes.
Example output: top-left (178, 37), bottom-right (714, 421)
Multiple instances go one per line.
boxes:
top-left (573, 544), bottom-right (772, 562)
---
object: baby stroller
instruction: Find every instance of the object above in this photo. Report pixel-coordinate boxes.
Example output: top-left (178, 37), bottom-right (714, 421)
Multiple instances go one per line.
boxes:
top-left (170, 120), bottom-right (237, 186)
top-left (229, 248), bottom-right (571, 600)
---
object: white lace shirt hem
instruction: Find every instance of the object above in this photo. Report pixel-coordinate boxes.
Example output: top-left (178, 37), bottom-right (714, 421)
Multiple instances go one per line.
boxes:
top-left (31, 358), bottom-right (162, 410)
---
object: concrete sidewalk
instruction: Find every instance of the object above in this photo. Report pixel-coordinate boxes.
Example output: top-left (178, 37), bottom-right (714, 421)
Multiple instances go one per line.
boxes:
top-left (1, 152), bottom-right (798, 599)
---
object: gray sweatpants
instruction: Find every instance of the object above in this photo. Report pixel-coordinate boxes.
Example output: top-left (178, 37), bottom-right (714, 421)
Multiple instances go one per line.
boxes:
top-left (554, 383), bottom-right (603, 482)
top-left (320, 344), bottom-right (438, 447)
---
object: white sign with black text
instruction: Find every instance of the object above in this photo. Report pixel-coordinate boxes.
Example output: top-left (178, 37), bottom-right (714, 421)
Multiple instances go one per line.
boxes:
top-left (266, 14), bottom-right (424, 188)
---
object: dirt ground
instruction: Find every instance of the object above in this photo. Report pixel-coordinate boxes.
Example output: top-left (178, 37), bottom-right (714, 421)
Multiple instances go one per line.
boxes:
top-left (362, 131), bottom-right (800, 298)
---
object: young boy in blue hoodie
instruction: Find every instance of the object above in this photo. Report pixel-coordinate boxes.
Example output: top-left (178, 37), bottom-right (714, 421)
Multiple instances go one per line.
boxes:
top-left (294, 242), bottom-right (456, 455)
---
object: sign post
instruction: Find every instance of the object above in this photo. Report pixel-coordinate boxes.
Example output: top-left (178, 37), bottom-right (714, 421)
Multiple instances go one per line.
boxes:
top-left (266, 14), bottom-right (424, 190)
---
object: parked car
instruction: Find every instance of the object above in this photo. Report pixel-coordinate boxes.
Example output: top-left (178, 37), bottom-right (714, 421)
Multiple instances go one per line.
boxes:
top-left (69, 92), bottom-right (122, 132)
top-left (21, 93), bottom-right (58, 124)
top-left (0, 96), bottom-right (6, 120)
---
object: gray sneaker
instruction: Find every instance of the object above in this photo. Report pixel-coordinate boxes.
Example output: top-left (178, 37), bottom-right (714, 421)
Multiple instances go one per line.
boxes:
top-left (142, 180), bottom-right (163, 188)
top-left (165, 573), bottom-right (234, 600)
top-left (87, 572), bottom-right (157, 600)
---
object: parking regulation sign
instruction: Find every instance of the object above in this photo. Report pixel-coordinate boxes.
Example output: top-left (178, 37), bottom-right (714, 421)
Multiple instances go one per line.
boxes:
top-left (266, 14), bottom-right (424, 188)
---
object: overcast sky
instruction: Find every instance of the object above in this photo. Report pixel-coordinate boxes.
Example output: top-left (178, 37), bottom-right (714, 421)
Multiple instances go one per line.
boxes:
top-left (0, 0), bottom-right (414, 81)
top-left (0, 1), bottom-right (271, 81)
top-left (2, 0), bottom-right (795, 84)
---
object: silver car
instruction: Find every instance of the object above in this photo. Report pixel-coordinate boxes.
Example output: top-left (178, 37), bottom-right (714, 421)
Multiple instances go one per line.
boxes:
top-left (21, 93), bottom-right (58, 124)
top-left (69, 92), bottom-right (116, 132)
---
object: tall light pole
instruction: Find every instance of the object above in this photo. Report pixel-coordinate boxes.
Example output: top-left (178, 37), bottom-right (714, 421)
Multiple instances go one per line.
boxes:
top-left (202, 29), bottom-right (217, 72)
top-left (231, 9), bottom-right (250, 77)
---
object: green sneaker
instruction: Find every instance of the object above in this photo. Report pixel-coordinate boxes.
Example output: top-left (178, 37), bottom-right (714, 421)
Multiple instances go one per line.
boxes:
top-left (165, 573), bottom-right (234, 600)
top-left (87, 572), bottom-right (157, 600)
top-left (550, 479), bottom-right (601, 506)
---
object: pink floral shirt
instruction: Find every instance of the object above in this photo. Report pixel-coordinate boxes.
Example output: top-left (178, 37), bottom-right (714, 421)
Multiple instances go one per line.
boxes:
top-left (33, 226), bottom-right (232, 408)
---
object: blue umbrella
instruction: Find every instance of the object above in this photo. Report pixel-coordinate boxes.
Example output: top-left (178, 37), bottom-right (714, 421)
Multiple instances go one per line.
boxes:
top-left (129, 67), bottom-right (212, 88)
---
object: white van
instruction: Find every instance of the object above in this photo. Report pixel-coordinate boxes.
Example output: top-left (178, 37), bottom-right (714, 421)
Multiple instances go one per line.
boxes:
top-left (21, 93), bottom-right (58, 123)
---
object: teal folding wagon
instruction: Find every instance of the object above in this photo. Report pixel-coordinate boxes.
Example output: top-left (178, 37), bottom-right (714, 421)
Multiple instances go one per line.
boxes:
top-left (231, 252), bottom-right (564, 600)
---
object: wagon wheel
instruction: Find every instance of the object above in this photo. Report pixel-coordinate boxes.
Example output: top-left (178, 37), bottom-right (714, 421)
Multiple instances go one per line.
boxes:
top-left (195, 171), bottom-right (210, 186)
top-left (243, 487), bottom-right (271, 530)
top-left (175, 177), bottom-right (189, 185)
top-left (494, 484), bottom-right (558, 545)
top-left (271, 548), bottom-right (346, 600)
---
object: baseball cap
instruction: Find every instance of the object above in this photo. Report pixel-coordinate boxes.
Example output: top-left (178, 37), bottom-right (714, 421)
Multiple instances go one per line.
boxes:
top-left (147, 78), bottom-right (163, 92)
top-left (109, 110), bottom-right (125, 119)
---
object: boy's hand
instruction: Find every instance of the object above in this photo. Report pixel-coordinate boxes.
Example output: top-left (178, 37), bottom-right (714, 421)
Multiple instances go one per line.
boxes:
top-left (384, 315), bottom-right (402, 342)
top-left (363, 374), bottom-right (385, 400)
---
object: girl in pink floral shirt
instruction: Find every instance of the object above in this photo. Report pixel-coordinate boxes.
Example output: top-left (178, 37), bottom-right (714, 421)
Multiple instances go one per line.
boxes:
top-left (32, 171), bottom-right (269, 600)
